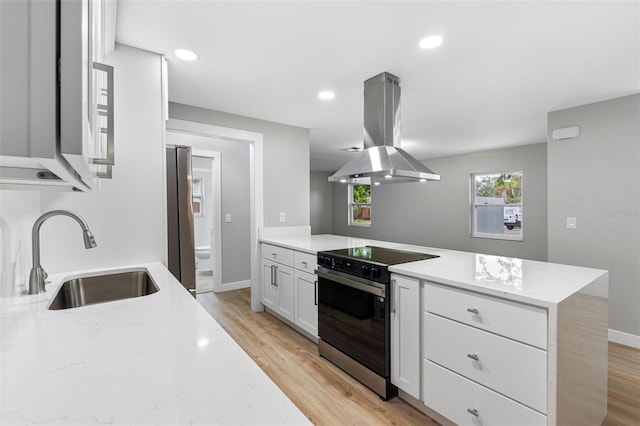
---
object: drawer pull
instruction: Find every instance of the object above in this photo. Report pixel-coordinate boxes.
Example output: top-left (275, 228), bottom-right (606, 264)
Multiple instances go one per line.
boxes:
top-left (467, 308), bottom-right (479, 314)
top-left (301, 261), bottom-right (308, 266)
top-left (467, 408), bottom-right (479, 417)
top-left (467, 353), bottom-right (479, 361)
top-left (272, 252), bottom-right (277, 257)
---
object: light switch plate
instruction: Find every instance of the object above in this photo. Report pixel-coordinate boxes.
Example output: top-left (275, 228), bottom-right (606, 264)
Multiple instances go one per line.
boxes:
top-left (279, 212), bottom-right (286, 223)
top-left (225, 213), bottom-right (232, 223)
top-left (566, 217), bottom-right (577, 229)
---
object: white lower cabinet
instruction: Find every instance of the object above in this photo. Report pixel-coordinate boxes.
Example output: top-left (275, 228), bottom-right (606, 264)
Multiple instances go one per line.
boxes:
top-left (390, 274), bottom-right (421, 399)
top-left (261, 258), bottom-right (294, 322)
top-left (261, 243), bottom-right (317, 338)
top-left (424, 312), bottom-right (547, 413)
top-left (423, 360), bottom-right (546, 426)
top-left (422, 282), bottom-right (548, 425)
top-left (294, 270), bottom-right (318, 336)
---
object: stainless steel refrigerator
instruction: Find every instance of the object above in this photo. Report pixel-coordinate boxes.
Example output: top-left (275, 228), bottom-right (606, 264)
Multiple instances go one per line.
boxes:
top-left (166, 145), bottom-right (196, 297)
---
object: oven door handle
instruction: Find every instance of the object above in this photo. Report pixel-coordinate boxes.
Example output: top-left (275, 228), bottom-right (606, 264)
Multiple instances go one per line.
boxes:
top-left (315, 269), bottom-right (385, 298)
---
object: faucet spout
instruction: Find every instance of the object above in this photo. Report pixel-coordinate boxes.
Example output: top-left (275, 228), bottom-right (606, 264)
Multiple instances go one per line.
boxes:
top-left (28, 210), bottom-right (97, 295)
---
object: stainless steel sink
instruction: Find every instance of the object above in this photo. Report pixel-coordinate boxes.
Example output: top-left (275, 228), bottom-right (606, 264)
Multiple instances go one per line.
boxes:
top-left (48, 270), bottom-right (159, 310)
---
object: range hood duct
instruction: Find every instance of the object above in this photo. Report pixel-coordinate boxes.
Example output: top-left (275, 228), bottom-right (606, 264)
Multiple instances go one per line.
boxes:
top-left (329, 72), bottom-right (440, 184)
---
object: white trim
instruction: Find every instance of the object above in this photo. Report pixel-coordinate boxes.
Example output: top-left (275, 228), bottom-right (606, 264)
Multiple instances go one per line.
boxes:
top-left (216, 279), bottom-right (251, 293)
top-left (190, 149), bottom-right (222, 293)
top-left (608, 328), bottom-right (640, 349)
top-left (165, 118), bottom-right (264, 312)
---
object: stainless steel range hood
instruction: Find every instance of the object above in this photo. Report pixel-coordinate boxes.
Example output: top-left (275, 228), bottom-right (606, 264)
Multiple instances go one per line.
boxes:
top-left (329, 72), bottom-right (440, 184)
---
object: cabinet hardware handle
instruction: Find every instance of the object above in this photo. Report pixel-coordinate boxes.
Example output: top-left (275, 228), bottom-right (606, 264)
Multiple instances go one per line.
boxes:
top-left (467, 408), bottom-right (479, 417)
top-left (301, 261), bottom-right (308, 266)
top-left (391, 279), bottom-right (397, 314)
top-left (467, 308), bottom-right (479, 314)
top-left (314, 281), bottom-right (318, 306)
top-left (272, 252), bottom-right (277, 257)
top-left (467, 353), bottom-right (479, 361)
top-left (270, 265), bottom-right (275, 285)
top-left (273, 265), bottom-right (278, 286)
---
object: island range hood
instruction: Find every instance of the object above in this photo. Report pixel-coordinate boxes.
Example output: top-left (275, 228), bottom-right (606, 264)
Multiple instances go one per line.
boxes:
top-left (329, 72), bottom-right (440, 184)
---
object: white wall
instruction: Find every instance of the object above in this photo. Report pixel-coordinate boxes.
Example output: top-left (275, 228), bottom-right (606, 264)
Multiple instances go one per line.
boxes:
top-left (548, 94), bottom-right (640, 339)
top-left (0, 190), bottom-right (41, 296)
top-left (331, 143), bottom-right (548, 261)
top-left (169, 103), bottom-right (310, 228)
top-left (38, 44), bottom-right (166, 273)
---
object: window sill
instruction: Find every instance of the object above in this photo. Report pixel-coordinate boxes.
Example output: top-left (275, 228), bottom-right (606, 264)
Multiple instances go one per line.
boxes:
top-left (348, 223), bottom-right (371, 228)
top-left (471, 232), bottom-right (523, 241)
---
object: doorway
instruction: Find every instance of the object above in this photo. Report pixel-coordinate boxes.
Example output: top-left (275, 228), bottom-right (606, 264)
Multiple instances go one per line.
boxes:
top-left (192, 150), bottom-right (221, 293)
top-left (165, 119), bottom-right (264, 311)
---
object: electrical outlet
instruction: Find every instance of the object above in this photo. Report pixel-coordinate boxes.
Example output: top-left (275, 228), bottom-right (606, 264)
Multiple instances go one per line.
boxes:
top-left (225, 213), bottom-right (232, 223)
top-left (566, 217), bottom-right (576, 229)
top-left (279, 212), bottom-right (286, 223)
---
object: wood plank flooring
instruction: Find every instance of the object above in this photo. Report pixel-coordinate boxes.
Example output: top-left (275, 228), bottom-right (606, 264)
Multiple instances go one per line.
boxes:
top-left (197, 289), bottom-right (640, 426)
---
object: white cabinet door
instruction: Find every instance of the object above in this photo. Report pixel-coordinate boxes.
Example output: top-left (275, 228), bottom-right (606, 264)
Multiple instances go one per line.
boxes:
top-left (390, 274), bottom-right (421, 399)
top-left (294, 270), bottom-right (318, 337)
top-left (423, 360), bottom-right (547, 426)
top-left (276, 264), bottom-right (294, 322)
top-left (261, 259), bottom-right (278, 310)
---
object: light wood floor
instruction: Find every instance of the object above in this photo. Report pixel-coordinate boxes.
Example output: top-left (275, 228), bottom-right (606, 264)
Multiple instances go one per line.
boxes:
top-left (197, 289), bottom-right (640, 426)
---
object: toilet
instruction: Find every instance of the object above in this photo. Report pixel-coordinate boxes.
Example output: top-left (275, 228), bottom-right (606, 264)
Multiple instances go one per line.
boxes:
top-left (195, 246), bottom-right (212, 273)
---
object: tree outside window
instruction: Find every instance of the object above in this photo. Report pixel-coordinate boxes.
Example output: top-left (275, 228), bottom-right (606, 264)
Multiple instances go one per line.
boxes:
top-left (349, 183), bottom-right (371, 227)
top-left (471, 172), bottom-right (523, 240)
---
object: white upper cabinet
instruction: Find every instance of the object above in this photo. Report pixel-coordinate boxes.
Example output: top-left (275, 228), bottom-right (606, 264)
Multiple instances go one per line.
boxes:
top-left (0, 0), bottom-right (116, 191)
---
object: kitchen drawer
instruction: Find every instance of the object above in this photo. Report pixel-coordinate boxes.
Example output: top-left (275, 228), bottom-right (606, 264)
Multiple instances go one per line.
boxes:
top-left (261, 243), bottom-right (294, 266)
top-left (294, 251), bottom-right (317, 273)
top-left (424, 282), bottom-right (547, 349)
top-left (424, 312), bottom-right (547, 413)
top-left (423, 360), bottom-right (546, 426)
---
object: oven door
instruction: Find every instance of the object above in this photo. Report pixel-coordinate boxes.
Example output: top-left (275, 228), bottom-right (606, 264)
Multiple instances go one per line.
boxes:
top-left (316, 267), bottom-right (389, 377)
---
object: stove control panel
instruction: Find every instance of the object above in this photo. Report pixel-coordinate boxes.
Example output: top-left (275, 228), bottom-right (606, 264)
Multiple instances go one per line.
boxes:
top-left (317, 253), bottom-right (389, 284)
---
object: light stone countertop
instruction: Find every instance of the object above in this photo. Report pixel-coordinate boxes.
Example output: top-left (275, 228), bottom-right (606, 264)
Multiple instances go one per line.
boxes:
top-left (259, 234), bottom-right (608, 307)
top-left (259, 233), bottom-right (402, 254)
top-left (0, 262), bottom-right (310, 426)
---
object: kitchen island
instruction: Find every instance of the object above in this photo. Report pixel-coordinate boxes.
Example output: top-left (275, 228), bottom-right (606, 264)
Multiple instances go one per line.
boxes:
top-left (0, 262), bottom-right (310, 425)
top-left (258, 231), bottom-right (609, 426)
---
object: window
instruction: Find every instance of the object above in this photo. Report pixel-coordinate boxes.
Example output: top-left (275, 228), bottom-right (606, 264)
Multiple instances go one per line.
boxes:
top-left (192, 178), bottom-right (203, 217)
top-left (471, 171), bottom-right (522, 240)
top-left (348, 182), bottom-right (371, 227)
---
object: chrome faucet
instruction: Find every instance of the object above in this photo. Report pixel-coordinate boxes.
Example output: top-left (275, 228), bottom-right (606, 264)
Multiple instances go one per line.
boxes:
top-left (28, 210), bottom-right (97, 295)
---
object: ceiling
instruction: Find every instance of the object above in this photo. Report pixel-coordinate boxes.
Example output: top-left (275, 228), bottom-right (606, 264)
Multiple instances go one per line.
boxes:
top-left (116, 1), bottom-right (640, 172)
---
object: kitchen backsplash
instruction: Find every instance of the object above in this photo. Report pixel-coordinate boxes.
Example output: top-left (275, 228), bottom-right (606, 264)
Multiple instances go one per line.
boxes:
top-left (0, 190), bottom-right (41, 297)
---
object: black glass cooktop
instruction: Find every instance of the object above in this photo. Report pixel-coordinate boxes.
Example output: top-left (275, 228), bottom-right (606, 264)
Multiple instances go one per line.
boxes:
top-left (323, 246), bottom-right (439, 266)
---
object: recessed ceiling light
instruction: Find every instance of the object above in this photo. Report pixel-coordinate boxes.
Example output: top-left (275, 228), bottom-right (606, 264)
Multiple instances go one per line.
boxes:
top-left (384, 175), bottom-right (393, 179)
top-left (419, 178), bottom-right (427, 183)
top-left (318, 91), bottom-right (335, 100)
top-left (340, 179), bottom-right (347, 183)
top-left (175, 49), bottom-right (198, 61)
top-left (374, 182), bottom-right (381, 186)
top-left (419, 35), bottom-right (443, 49)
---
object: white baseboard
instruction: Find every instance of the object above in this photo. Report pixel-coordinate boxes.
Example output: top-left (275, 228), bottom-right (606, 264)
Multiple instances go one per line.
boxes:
top-left (196, 285), bottom-right (213, 294)
top-left (609, 328), bottom-right (640, 349)
top-left (215, 279), bottom-right (250, 293)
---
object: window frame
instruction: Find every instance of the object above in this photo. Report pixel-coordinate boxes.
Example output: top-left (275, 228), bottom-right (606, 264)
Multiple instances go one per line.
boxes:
top-left (470, 170), bottom-right (523, 241)
top-left (348, 180), bottom-right (372, 227)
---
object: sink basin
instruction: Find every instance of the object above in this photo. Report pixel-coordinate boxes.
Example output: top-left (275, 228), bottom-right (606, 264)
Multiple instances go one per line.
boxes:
top-left (48, 270), bottom-right (159, 310)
